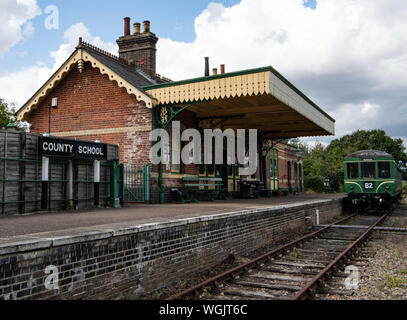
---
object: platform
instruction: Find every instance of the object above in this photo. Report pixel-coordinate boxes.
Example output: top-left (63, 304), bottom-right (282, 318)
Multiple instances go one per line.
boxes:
top-left (0, 193), bottom-right (345, 300)
top-left (0, 193), bottom-right (344, 240)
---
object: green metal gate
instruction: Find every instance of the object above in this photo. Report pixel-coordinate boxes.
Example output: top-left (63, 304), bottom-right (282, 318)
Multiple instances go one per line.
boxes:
top-left (121, 164), bottom-right (150, 203)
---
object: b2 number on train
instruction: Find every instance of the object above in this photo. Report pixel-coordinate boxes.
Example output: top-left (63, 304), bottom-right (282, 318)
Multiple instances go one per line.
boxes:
top-left (364, 182), bottom-right (374, 189)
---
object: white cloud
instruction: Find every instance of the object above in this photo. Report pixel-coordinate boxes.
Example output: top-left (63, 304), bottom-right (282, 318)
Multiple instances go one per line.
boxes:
top-left (157, 0), bottom-right (407, 143)
top-left (0, 22), bottom-right (117, 108)
top-left (0, 0), bottom-right (41, 57)
top-left (50, 22), bottom-right (117, 70)
top-left (158, 0), bottom-right (407, 82)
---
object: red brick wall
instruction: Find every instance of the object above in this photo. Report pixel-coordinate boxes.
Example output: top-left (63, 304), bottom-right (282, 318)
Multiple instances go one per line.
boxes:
top-left (265, 143), bottom-right (304, 193)
top-left (28, 62), bottom-right (153, 164)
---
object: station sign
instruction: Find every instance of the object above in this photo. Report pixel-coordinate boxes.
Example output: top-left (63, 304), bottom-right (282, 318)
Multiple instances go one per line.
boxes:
top-left (38, 136), bottom-right (107, 160)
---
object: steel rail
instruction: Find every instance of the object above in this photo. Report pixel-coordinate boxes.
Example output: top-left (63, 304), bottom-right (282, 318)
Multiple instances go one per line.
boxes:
top-left (165, 213), bottom-right (358, 300)
top-left (293, 208), bottom-right (393, 300)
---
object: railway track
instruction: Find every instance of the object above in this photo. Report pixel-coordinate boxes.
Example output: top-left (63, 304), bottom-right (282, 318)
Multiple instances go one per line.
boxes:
top-left (165, 208), bottom-right (395, 300)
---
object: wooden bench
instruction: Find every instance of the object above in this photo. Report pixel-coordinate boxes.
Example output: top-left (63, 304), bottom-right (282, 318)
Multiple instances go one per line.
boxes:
top-left (199, 177), bottom-right (229, 200)
top-left (259, 181), bottom-right (272, 197)
top-left (181, 177), bottom-right (226, 202)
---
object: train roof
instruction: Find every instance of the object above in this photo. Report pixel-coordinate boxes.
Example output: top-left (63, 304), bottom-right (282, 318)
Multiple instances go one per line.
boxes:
top-left (345, 150), bottom-right (394, 160)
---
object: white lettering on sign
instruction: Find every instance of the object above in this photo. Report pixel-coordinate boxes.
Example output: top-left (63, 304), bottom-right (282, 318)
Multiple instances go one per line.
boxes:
top-left (42, 142), bottom-right (73, 153)
top-left (78, 146), bottom-right (104, 156)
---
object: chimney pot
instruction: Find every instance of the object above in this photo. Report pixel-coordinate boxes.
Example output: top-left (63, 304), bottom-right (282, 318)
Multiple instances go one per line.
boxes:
top-left (204, 57), bottom-right (209, 77)
top-left (134, 22), bottom-right (141, 35)
top-left (117, 18), bottom-right (158, 78)
top-left (220, 64), bottom-right (225, 74)
top-left (124, 17), bottom-right (130, 36)
top-left (143, 20), bottom-right (150, 33)
top-left (212, 68), bottom-right (218, 75)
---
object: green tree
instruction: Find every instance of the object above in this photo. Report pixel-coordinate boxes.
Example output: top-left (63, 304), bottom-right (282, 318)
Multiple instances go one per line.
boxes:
top-left (327, 130), bottom-right (407, 165)
top-left (0, 98), bottom-right (16, 127)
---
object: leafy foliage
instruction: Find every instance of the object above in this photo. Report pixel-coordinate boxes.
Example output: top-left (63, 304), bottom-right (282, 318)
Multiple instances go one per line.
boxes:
top-left (304, 175), bottom-right (325, 192)
top-left (0, 98), bottom-right (27, 130)
top-left (0, 98), bottom-right (16, 128)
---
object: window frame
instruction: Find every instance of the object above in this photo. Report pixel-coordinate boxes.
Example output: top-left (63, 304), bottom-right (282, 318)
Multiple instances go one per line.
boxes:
top-left (378, 161), bottom-right (391, 179)
top-left (361, 161), bottom-right (376, 179)
top-left (347, 162), bottom-right (359, 179)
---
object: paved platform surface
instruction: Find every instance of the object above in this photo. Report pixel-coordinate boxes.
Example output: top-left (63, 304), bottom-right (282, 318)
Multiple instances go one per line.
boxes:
top-left (0, 193), bottom-right (344, 240)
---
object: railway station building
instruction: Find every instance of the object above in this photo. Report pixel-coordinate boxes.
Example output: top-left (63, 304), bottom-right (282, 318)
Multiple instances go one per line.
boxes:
top-left (16, 18), bottom-right (335, 204)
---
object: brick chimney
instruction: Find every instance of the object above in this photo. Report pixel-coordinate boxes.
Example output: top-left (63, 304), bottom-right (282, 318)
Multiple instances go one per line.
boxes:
top-left (116, 18), bottom-right (158, 78)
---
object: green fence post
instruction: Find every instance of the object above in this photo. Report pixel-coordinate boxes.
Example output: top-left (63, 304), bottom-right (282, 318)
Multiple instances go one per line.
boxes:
top-left (118, 163), bottom-right (124, 206)
top-left (144, 164), bottom-right (150, 203)
top-left (110, 160), bottom-right (121, 208)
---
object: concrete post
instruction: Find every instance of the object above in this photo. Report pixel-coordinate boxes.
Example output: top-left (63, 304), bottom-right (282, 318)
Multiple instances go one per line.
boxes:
top-left (67, 160), bottom-right (73, 208)
top-left (94, 139), bottom-right (101, 207)
top-left (41, 156), bottom-right (49, 210)
top-left (94, 160), bottom-right (100, 207)
top-left (41, 132), bottom-right (49, 210)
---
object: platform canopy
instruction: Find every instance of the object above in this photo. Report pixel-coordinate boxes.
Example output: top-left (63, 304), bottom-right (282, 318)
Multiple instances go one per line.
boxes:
top-left (144, 66), bottom-right (335, 139)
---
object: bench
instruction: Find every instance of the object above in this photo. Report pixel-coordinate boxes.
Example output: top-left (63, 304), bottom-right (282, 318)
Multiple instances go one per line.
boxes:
top-left (181, 177), bottom-right (227, 202)
top-left (199, 177), bottom-right (229, 200)
top-left (259, 181), bottom-right (272, 197)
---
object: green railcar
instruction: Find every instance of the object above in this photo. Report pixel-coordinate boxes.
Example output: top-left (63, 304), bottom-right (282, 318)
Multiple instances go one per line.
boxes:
top-left (344, 150), bottom-right (402, 212)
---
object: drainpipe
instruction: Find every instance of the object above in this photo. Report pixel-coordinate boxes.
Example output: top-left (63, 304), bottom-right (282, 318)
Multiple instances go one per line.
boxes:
top-left (159, 159), bottom-right (164, 203)
top-left (154, 108), bottom-right (165, 204)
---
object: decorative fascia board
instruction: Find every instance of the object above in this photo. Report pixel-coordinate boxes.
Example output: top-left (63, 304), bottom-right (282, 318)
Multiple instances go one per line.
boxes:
top-left (144, 70), bottom-right (270, 105)
top-left (16, 48), bottom-right (156, 121)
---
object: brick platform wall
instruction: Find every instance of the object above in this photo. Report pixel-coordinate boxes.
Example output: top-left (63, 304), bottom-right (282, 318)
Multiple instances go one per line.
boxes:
top-left (0, 198), bottom-right (343, 300)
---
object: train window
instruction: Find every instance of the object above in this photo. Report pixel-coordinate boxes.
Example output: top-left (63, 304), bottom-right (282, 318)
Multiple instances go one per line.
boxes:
top-left (347, 163), bottom-right (359, 179)
top-left (378, 162), bottom-right (390, 178)
top-left (361, 162), bottom-right (375, 178)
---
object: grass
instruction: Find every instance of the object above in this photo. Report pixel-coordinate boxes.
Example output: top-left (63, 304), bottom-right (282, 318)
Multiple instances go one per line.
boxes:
top-left (385, 275), bottom-right (405, 288)
top-left (394, 248), bottom-right (403, 259)
top-left (202, 286), bottom-right (212, 299)
top-left (290, 248), bottom-right (299, 259)
top-left (397, 269), bottom-right (407, 275)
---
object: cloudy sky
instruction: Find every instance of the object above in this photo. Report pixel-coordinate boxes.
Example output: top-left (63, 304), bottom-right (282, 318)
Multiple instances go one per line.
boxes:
top-left (0, 0), bottom-right (406, 146)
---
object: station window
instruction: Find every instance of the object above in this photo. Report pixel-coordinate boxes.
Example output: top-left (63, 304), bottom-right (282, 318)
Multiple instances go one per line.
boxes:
top-left (171, 145), bottom-right (181, 173)
top-left (347, 163), bottom-right (359, 179)
top-left (361, 162), bottom-right (375, 178)
top-left (378, 162), bottom-right (390, 178)
top-left (270, 159), bottom-right (274, 178)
